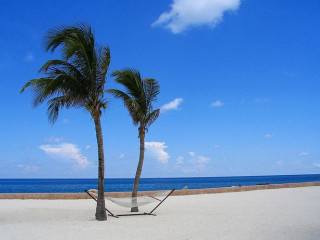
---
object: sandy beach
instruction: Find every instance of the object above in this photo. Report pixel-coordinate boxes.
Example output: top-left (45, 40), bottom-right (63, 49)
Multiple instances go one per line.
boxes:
top-left (0, 186), bottom-right (319, 240)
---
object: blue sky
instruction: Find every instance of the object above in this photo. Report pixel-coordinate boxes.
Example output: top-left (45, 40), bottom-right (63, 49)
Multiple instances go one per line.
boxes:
top-left (1, 0), bottom-right (319, 178)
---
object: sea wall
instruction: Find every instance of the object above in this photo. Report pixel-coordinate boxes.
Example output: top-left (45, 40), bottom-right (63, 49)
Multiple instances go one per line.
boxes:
top-left (0, 181), bottom-right (319, 199)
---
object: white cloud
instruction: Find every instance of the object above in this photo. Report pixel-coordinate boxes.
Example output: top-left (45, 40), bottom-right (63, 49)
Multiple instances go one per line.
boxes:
top-left (188, 152), bottom-right (196, 157)
top-left (213, 144), bottom-right (221, 148)
top-left (25, 52), bottom-right (34, 62)
top-left (39, 143), bottom-right (91, 169)
top-left (264, 134), bottom-right (274, 138)
top-left (152, 0), bottom-right (241, 34)
top-left (145, 142), bottom-right (169, 164)
top-left (17, 164), bottom-right (39, 173)
top-left (176, 156), bottom-right (184, 165)
top-left (298, 152), bottom-right (309, 156)
top-left (313, 163), bottom-right (320, 168)
top-left (85, 145), bottom-right (91, 150)
top-left (211, 100), bottom-right (225, 108)
top-left (275, 161), bottom-right (283, 166)
top-left (197, 155), bottom-right (210, 164)
top-left (119, 153), bottom-right (125, 159)
top-left (176, 151), bottom-right (210, 173)
top-left (44, 137), bottom-right (64, 143)
top-left (161, 98), bottom-right (183, 112)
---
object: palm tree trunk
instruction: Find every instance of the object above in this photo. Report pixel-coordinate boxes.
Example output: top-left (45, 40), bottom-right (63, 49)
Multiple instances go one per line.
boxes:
top-left (93, 116), bottom-right (107, 221)
top-left (131, 126), bottom-right (145, 212)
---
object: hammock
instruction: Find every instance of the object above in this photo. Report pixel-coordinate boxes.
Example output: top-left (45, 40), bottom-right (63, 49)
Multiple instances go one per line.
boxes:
top-left (85, 188), bottom-right (175, 217)
top-left (108, 195), bottom-right (158, 208)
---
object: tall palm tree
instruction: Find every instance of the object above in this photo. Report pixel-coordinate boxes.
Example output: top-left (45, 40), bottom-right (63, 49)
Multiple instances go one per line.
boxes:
top-left (20, 23), bottom-right (110, 221)
top-left (109, 69), bottom-right (160, 212)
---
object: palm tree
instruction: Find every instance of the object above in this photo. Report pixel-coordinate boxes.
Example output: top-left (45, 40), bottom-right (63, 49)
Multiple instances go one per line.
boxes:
top-left (20, 23), bottom-right (110, 221)
top-left (109, 69), bottom-right (160, 212)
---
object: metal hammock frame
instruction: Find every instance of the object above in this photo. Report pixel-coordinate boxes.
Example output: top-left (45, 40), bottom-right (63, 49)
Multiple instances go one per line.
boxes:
top-left (85, 189), bottom-right (175, 218)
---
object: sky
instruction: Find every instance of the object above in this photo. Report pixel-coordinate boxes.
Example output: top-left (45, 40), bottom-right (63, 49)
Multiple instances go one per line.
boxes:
top-left (0, 0), bottom-right (320, 178)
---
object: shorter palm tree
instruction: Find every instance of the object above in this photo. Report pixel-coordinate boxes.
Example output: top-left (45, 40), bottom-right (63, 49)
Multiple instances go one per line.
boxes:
top-left (109, 69), bottom-right (160, 212)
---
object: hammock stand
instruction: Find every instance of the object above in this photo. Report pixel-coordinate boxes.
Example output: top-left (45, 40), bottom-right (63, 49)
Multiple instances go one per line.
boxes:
top-left (85, 189), bottom-right (175, 218)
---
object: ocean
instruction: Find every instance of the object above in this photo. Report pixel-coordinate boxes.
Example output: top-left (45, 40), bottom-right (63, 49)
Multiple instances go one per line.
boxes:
top-left (1, 174), bottom-right (320, 193)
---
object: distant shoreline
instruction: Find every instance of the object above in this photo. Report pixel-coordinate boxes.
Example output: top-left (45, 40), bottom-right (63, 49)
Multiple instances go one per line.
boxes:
top-left (1, 181), bottom-right (319, 199)
top-left (1, 173), bottom-right (320, 180)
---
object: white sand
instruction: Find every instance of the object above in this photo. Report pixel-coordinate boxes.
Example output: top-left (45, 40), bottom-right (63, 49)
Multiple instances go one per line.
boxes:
top-left (0, 186), bottom-right (319, 240)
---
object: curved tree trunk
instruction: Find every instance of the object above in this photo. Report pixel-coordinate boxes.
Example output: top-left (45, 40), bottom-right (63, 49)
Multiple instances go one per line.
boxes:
top-left (131, 126), bottom-right (145, 212)
top-left (93, 117), bottom-right (107, 221)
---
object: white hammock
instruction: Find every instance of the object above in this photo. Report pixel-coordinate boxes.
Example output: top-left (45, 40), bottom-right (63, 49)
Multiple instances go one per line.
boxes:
top-left (87, 189), bottom-right (172, 208)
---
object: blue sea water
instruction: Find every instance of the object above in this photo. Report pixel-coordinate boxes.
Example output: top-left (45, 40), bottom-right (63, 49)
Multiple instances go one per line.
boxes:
top-left (0, 174), bottom-right (320, 193)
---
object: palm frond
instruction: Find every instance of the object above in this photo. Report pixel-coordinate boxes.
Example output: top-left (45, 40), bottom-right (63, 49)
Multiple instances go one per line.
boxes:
top-left (145, 109), bottom-right (160, 128)
top-left (47, 96), bottom-right (67, 124)
top-left (144, 78), bottom-right (160, 103)
top-left (111, 69), bottom-right (144, 99)
top-left (45, 23), bottom-right (96, 82)
top-left (21, 23), bottom-right (109, 122)
top-left (108, 89), bottom-right (141, 125)
top-left (98, 46), bottom-right (110, 80)
top-left (21, 77), bottom-right (56, 107)
top-left (39, 59), bottom-right (83, 78)
top-left (108, 89), bottom-right (131, 101)
top-left (96, 46), bottom-right (110, 95)
top-left (111, 69), bottom-right (160, 129)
